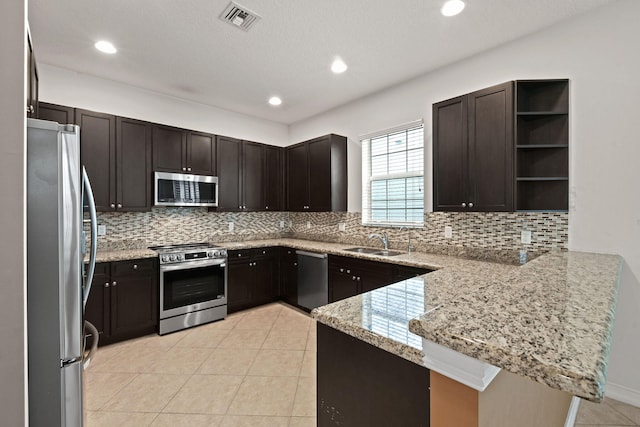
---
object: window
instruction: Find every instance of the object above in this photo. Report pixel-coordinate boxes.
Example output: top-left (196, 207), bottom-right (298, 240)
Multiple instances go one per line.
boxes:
top-left (361, 120), bottom-right (424, 226)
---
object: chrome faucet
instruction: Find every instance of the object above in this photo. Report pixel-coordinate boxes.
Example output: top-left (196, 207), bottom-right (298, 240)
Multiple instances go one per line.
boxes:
top-left (400, 226), bottom-right (413, 253)
top-left (369, 232), bottom-right (389, 250)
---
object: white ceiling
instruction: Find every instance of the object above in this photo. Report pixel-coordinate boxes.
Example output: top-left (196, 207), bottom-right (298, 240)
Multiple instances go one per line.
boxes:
top-left (28, 0), bottom-right (615, 125)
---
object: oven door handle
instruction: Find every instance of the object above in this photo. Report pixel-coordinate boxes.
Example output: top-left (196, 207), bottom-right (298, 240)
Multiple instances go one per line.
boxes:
top-left (160, 259), bottom-right (227, 272)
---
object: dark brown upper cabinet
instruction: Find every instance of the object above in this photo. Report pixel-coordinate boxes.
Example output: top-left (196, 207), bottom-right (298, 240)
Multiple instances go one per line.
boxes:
top-left (216, 136), bottom-right (284, 212)
top-left (286, 134), bottom-right (347, 212)
top-left (116, 117), bottom-right (152, 211)
top-left (515, 79), bottom-right (569, 211)
top-left (433, 81), bottom-right (514, 212)
top-left (152, 125), bottom-right (215, 175)
top-left (76, 109), bottom-right (152, 212)
top-left (76, 109), bottom-right (117, 212)
top-left (37, 102), bottom-right (75, 124)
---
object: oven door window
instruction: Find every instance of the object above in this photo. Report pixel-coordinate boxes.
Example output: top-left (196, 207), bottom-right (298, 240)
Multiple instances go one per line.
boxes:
top-left (163, 265), bottom-right (225, 311)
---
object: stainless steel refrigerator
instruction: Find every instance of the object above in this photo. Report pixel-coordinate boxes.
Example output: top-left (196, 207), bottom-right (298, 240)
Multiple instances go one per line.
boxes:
top-left (27, 118), bottom-right (98, 427)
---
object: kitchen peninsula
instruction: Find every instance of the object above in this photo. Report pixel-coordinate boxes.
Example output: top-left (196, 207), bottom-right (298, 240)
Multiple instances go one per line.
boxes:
top-left (313, 249), bottom-right (622, 427)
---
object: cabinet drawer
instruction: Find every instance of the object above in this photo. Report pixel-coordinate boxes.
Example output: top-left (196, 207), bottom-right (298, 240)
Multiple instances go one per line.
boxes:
top-left (228, 249), bottom-right (253, 261)
top-left (111, 259), bottom-right (156, 277)
top-left (93, 262), bottom-right (110, 276)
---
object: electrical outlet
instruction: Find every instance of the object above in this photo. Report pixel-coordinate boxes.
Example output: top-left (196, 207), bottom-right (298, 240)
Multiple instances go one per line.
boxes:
top-left (338, 222), bottom-right (346, 232)
top-left (279, 220), bottom-right (285, 228)
top-left (444, 226), bottom-right (453, 239)
top-left (228, 222), bottom-right (235, 232)
top-left (97, 225), bottom-right (106, 236)
top-left (521, 230), bottom-right (532, 244)
top-left (306, 221), bottom-right (311, 229)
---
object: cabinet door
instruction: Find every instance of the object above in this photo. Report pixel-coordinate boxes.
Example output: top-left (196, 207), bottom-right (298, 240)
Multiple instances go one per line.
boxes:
top-left (329, 268), bottom-right (359, 303)
top-left (216, 136), bottom-right (242, 211)
top-left (242, 141), bottom-right (265, 211)
top-left (84, 263), bottom-right (110, 342)
top-left (307, 137), bottom-right (332, 211)
top-left (280, 248), bottom-right (298, 305)
top-left (253, 252), bottom-right (278, 306)
top-left (116, 117), bottom-right (152, 211)
top-left (153, 125), bottom-right (186, 173)
top-left (286, 143), bottom-right (308, 211)
top-left (433, 95), bottom-right (468, 211)
top-left (76, 109), bottom-right (116, 212)
top-left (37, 102), bottom-right (75, 124)
top-left (359, 261), bottom-right (395, 294)
top-left (110, 260), bottom-right (158, 339)
top-left (264, 146), bottom-right (283, 211)
top-left (227, 260), bottom-right (254, 313)
top-left (468, 82), bottom-right (514, 211)
top-left (187, 131), bottom-right (215, 175)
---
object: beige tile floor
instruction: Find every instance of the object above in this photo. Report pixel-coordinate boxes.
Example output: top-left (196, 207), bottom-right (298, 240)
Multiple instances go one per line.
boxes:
top-left (84, 302), bottom-right (640, 427)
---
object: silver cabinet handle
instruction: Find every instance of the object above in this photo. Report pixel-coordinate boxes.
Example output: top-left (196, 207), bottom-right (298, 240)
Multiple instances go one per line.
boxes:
top-left (339, 268), bottom-right (344, 273)
top-left (352, 276), bottom-right (357, 281)
top-left (112, 281), bottom-right (117, 287)
top-left (346, 269), bottom-right (351, 274)
top-left (110, 203), bottom-right (116, 208)
top-left (357, 277), bottom-right (361, 281)
top-left (262, 250), bottom-right (266, 254)
top-left (461, 202), bottom-right (466, 207)
top-left (469, 202), bottom-right (474, 208)
top-left (104, 282), bottom-right (109, 288)
top-left (187, 167), bottom-right (192, 172)
top-left (133, 264), bottom-right (138, 270)
top-left (182, 167), bottom-right (186, 171)
top-left (117, 203), bottom-right (122, 208)
top-left (293, 262), bottom-right (297, 266)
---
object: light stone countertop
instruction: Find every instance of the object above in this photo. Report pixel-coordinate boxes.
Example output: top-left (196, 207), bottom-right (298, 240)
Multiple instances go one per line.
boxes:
top-left (91, 239), bottom-right (622, 402)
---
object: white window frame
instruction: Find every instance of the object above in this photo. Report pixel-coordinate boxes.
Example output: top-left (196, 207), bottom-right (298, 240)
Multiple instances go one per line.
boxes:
top-left (361, 120), bottom-right (424, 227)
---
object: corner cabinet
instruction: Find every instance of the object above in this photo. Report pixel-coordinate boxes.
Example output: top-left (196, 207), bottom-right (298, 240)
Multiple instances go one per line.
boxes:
top-left (216, 136), bottom-right (284, 212)
top-left (515, 80), bottom-right (569, 211)
top-left (286, 134), bottom-right (347, 212)
top-left (433, 82), bottom-right (514, 212)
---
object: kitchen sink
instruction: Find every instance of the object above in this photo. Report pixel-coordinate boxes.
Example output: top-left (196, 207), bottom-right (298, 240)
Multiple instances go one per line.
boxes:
top-left (343, 247), bottom-right (380, 254)
top-left (343, 247), bottom-right (404, 257)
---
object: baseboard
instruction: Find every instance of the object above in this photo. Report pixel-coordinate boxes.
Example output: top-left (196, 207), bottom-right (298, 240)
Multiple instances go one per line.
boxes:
top-left (606, 382), bottom-right (640, 407)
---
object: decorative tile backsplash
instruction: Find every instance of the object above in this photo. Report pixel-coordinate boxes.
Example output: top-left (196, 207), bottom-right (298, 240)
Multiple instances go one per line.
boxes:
top-left (92, 208), bottom-right (567, 264)
top-left (287, 211), bottom-right (568, 264)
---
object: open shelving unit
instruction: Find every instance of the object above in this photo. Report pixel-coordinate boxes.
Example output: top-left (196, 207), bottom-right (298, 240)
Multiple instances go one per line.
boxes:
top-left (515, 80), bottom-right (569, 211)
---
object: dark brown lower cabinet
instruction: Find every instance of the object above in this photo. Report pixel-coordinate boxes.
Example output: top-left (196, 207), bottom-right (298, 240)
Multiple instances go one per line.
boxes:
top-left (328, 255), bottom-right (430, 303)
top-left (279, 247), bottom-right (298, 306)
top-left (84, 258), bottom-right (158, 346)
top-left (227, 248), bottom-right (279, 313)
top-left (317, 323), bottom-right (430, 426)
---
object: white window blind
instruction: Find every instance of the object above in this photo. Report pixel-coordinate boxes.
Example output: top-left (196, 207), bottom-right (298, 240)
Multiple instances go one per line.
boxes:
top-left (361, 120), bottom-right (424, 226)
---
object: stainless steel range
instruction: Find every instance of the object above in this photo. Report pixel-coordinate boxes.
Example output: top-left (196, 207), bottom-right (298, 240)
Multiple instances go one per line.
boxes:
top-left (150, 243), bottom-right (228, 335)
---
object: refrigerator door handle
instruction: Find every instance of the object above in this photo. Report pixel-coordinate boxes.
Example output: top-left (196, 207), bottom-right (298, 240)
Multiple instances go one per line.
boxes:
top-left (82, 167), bottom-right (98, 310)
top-left (82, 320), bottom-right (99, 370)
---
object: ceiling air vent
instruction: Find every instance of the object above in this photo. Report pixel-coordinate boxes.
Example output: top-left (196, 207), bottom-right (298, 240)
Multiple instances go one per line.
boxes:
top-left (219, 2), bottom-right (261, 32)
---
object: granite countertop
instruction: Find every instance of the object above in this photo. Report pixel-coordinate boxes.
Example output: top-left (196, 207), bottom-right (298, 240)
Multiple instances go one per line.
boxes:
top-left (91, 239), bottom-right (622, 402)
top-left (313, 250), bottom-right (622, 402)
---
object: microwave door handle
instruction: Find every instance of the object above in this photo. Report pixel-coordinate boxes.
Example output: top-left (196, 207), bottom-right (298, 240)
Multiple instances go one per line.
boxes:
top-left (82, 167), bottom-right (98, 311)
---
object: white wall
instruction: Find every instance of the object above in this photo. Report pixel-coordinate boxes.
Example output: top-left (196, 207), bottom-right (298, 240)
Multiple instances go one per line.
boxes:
top-left (0, 0), bottom-right (28, 425)
top-left (39, 64), bottom-right (290, 146)
top-left (290, 0), bottom-right (640, 405)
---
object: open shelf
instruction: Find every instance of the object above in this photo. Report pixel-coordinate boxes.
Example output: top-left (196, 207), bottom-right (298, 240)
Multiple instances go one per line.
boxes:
top-left (515, 79), bottom-right (569, 211)
top-left (517, 147), bottom-right (568, 178)
top-left (517, 80), bottom-right (569, 113)
top-left (517, 113), bottom-right (568, 146)
top-left (517, 180), bottom-right (568, 211)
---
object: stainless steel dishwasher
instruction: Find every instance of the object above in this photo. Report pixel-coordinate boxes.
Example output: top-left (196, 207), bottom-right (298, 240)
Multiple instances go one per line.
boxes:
top-left (296, 250), bottom-right (329, 310)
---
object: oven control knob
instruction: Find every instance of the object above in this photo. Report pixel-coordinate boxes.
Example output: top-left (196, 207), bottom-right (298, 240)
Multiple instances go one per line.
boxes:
top-left (161, 255), bottom-right (169, 263)
top-left (207, 251), bottom-right (214, 258)
top-left (177, 254), bottom-right (184, 261)
top-left (220, 249), bottom-right (227, 257)
top-left (169, 254), bottom-right (177, 261)
top-left (212, 250), bottom-right (220, 257)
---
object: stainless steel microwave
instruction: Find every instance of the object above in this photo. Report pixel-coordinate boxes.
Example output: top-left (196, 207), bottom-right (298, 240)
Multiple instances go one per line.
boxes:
top-left (154, 171), bottom-right (218, 207)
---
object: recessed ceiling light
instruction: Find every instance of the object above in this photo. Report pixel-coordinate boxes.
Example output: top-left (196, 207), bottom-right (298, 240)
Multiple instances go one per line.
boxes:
top-left (268, 96), bottom-right (282, 106)
top-left (441, 0), bottom-right (465, 17)
top-left (94, 40), bottom-right (117, 54)
top-left (331, 58), bottom-right (348, 74)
